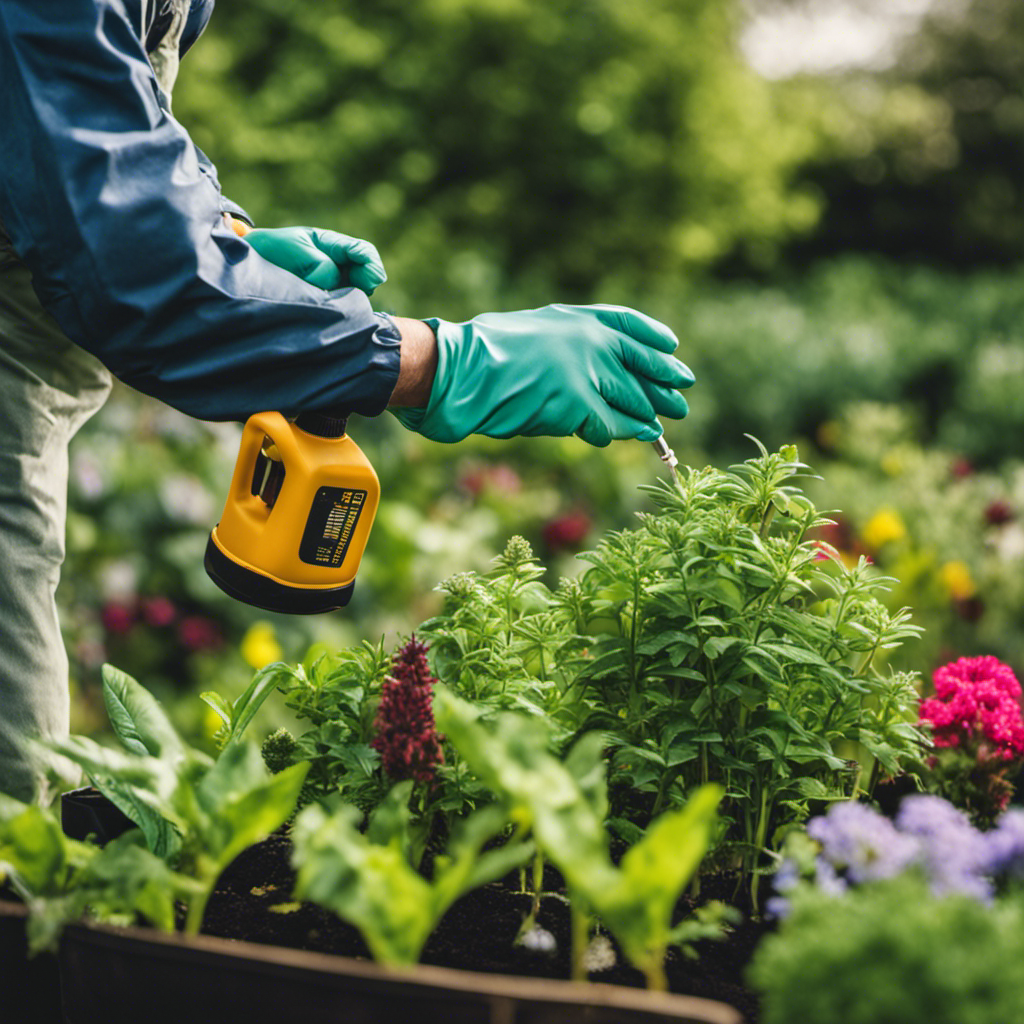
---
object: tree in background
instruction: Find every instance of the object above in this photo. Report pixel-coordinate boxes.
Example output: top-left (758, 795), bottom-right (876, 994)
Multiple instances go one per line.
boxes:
top-left (174, 0), bottom-right (822, 309)
top-left (779, 0), bottom-right (1024, 269)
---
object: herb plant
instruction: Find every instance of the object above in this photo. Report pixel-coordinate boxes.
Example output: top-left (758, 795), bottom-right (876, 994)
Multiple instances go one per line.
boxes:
top-left (420, 441), bottom-right (927, 911)
top-left (269, 442), bottom-right (926, 915)
top-left (53, 665), bottom-right (308, 933)
top-left (261, 639), bottom-right (391, 809)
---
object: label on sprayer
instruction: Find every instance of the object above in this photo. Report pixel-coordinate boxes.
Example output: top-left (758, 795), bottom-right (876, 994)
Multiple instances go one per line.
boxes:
top-left (298, 486), bottom-right (368, 567)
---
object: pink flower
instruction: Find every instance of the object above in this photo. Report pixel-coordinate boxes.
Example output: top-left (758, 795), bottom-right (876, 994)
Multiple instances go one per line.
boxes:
top-left (372, 636), bottom-right (444, 783)
top-left (177, 615), bottom-right (222, 651)
top-left (141, 596), bottom-right (177, 627)
top-left (101, 602), bottom-right (136, 635)
top-left (920, 656), bottom-right (1024, 763)
top-left (542, 510), bottom-right (591, 552)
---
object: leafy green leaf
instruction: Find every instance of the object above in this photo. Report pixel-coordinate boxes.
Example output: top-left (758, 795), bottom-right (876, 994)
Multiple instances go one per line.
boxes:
top-left (102, 664), bottom-right (184, 761)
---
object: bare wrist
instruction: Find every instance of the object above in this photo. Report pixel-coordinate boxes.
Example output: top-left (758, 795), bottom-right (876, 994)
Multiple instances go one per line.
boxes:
top-left (388, 316), bottom-right (438, 408)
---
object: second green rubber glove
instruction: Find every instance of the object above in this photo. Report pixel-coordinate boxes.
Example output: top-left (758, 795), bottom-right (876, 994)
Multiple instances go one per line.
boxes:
top-left (245, 226), bottom-right (386, 294)
top-left (392, 304), bottom-right (694, 446)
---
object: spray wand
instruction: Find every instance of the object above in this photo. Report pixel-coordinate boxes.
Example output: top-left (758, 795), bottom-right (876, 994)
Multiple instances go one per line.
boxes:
top-left (650, 429), bottom-right (679, 484)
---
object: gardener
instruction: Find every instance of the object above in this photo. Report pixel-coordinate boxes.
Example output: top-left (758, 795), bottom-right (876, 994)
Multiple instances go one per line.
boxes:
top-left (0, 0), bottom-right (694, 802)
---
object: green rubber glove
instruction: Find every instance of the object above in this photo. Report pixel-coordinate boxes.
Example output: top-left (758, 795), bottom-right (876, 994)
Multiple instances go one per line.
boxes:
top-left (392, 304), bottom-right (694, 446)
top-left (244, 226), bottom-right (387, 294)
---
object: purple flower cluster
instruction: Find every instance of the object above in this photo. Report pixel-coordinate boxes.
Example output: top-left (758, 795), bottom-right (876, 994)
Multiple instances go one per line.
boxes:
top-left (773, 795), bottom-right (1024, 914)
top-left (371, 636), bottom-right (444, 784)
top-left (984, 809), bottom-right (1024, 877)
top-left (808, 801), bottom-right (919, 886)
top-left (895, 795), bottom-right (993, 901)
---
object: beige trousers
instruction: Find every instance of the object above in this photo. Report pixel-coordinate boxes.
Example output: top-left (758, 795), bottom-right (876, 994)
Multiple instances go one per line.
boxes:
top-left (0, 220), bottom-right (112, 801)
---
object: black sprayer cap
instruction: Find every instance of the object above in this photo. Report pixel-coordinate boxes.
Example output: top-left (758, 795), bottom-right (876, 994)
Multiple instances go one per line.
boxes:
top-left (294, 411), bottom-right (348, 438)
top-left (204, 535), bottom-right (354, 614)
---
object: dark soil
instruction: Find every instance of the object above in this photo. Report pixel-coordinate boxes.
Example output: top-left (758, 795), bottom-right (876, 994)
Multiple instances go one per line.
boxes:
top-left (200, 835), bottom-right (769, 1023)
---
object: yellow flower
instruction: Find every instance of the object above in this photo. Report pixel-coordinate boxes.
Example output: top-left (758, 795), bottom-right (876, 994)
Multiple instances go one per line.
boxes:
top-left (861, 509), bottom-right (906, 550)
top-left (240, 620), bottom-right (283, 669)
top-left (938, 560), bottom-right (976, 601)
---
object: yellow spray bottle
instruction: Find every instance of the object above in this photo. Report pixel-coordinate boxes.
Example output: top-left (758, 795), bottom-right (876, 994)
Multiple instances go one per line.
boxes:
top-left (205, 410), bottom-right (379, 614)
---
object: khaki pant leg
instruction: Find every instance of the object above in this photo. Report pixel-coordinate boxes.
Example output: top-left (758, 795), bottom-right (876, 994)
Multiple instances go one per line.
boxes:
top-left (0, 237), bottom-right (112, 801)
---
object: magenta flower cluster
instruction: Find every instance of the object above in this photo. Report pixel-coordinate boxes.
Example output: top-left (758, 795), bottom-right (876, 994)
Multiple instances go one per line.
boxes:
top-left (919, 656), bottom-right (1024, 764)
top-left (371, 636), bottom-right (444, 783)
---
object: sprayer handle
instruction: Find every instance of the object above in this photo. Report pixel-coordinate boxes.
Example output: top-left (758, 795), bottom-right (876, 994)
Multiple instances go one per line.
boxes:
top-left (229, 411), bottom-right (291, 517)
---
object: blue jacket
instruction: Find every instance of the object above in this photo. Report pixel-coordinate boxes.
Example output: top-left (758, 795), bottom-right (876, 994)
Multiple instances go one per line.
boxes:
top-left (0, 0), bottom-right (401, 422)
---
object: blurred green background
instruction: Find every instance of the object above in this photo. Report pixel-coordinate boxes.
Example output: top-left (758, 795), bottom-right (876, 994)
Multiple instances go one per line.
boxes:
top-left (62, 0), bottom-right (1024, 742)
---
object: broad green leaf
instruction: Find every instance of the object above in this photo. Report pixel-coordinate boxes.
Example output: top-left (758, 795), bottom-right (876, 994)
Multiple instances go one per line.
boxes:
top-left (102, 664), bottom-right (184, 761)
top-left (335, 743), bottom-right (380, 778)
top-left (589, 785), bottom-right (723, 976)
top-left (0, 806), bottom-right (73, 894)
top-left (90, 776), bottom-right (181, 861)
top-left (293, 803), bottom-right (433, 964)
top-left (196, 743), bottom-right (309, 871)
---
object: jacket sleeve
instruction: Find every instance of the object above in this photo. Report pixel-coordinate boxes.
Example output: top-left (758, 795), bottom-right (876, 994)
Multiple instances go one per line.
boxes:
top-left (0, 0), bottom-right (401, 422)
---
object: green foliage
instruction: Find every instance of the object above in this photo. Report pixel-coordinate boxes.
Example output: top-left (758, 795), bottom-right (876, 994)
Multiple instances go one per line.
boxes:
top-left (270, 640), bottom-right (390, 809)
top-left (291, 781), bottom-right (531, 964)
top-left (808, 400), bottom-right (1024, 672)
top-left (200, 661), bottom-right (294, 749)
top-left (664, 258), bottom-right (1024, 467)
top-left (174, 0), bottom-right (820, 306)
top-left (0, 798), bottom-right (197, 953)
top-left (421, 441), bottom-right (926, 912)
top-left (53, 666), bottom-right (309, 934)
top-left (435, 689), bottom-right (723, 990)
top-left (784, 0), bottom-right (1024, 268)
top-left (749, 877), bottom-right (1024, 1024)
top-left (419, 536), bottom-right (588, 731)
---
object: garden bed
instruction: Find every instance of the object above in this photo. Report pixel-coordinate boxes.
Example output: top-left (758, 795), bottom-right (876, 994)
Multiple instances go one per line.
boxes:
top-left (195, 835), bottom-right (764, 1023)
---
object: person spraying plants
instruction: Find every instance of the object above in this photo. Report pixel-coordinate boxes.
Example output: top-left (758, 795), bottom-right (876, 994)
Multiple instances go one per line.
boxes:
top-left (0, 0), bottom-right (695, 802)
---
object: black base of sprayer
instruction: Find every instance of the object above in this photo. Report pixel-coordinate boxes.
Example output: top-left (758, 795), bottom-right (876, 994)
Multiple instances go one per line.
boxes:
top-left (204, 535), bottom-right (354, 615)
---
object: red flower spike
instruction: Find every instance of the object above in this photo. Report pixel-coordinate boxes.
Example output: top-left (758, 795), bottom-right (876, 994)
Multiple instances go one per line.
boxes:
top-left (371, 636), bottom-right (444, 783)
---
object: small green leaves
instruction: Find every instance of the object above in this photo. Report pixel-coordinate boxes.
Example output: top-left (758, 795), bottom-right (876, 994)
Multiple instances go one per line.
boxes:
top-left (200, 661), bottom-right (294, 750)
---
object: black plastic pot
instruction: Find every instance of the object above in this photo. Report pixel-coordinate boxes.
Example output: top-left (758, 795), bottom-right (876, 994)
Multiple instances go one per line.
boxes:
top-left (59, 919), bottom-right (744, 1024)
top-left (60, 786), bottom-right (134, 845)
top-left (0, 899), bottom-right (63, 1021)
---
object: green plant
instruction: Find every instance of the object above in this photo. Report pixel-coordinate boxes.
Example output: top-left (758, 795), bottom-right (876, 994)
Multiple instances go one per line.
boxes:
top-left (291, 780), bottom-right (531, 965)
top-left (199, 661), bottom-right (296, 749)
top-left (53, 665), bottom-right (308, 933)
top-left (750, 795), bottom-right (1024, 1024)
top-left (0, 795), bottom-right (197, 953)
top-left (435, 688), bottom-right (723, 991)
top-left (266, 639), bottom-right (390, 809)
top-left (751, 876), bottom-right (1024, 1024)
top-left (571, 441), bottom-right (924, 908)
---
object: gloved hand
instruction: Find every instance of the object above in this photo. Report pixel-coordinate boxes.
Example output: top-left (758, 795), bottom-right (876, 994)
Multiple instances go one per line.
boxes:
top-left (243, 226), bottom-right (387, 295)
top-left (392, 304), bottom-right (694, 446)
